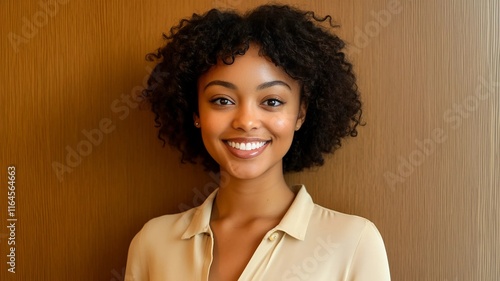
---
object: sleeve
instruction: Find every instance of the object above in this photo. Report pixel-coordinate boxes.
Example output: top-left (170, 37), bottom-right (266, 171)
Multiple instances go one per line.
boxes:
top-left (346, 221), bottom-right (391, 281)
top-left (124, 228), bottom-right (149, 281)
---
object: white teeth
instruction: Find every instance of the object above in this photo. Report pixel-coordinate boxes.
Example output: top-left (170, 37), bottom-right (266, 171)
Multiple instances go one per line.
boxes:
top-left (227, 141), bottom-right (267, 151)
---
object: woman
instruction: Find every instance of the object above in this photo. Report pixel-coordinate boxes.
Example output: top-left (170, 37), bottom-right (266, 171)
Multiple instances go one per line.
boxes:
top-left (125, 4), bottom-right (390, 281)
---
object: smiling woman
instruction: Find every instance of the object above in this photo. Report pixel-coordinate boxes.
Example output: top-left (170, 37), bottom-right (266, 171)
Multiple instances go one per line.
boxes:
top-left (125, 4), bottom-right (390, 281)
top-left (196, 44), bottom-right (305, 181)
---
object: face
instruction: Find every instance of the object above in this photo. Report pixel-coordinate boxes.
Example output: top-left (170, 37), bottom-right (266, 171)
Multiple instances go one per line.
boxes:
top-left (196, 45), bottom-right (306, 181)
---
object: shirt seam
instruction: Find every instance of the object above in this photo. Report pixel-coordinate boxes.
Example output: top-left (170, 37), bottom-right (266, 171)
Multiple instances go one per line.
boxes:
top-left (343, 220), bottom-right (369, 280)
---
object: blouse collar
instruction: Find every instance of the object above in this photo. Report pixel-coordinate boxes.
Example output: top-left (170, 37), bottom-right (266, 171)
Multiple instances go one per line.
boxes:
top-left (181, 185), bottom-right (314, 241)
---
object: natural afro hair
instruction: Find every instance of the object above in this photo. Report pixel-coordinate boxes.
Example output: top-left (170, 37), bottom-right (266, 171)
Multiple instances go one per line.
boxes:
top-left (143, 4), bottom-right (362, 173)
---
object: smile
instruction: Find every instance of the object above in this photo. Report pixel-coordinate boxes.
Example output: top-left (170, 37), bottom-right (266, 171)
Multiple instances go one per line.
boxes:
top-left (226, 141), bottom-right (267, 151)
top-left (224, 139), bottom-right (270, 159)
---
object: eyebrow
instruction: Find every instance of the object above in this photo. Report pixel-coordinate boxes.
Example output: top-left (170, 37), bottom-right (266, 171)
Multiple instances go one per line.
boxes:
top-left (203, 80), bottom-right (291, 91)
top-left (203, 80), bottom-right (237, 90)
top-left (256, 80), bottom-right (291, 91)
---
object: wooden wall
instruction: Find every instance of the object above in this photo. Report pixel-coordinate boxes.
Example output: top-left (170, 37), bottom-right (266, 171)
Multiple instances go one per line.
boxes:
top-left (1, 0), bottom-right (498, 280)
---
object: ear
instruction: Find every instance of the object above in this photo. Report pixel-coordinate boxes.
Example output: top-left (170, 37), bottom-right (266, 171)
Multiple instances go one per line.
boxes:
top-left (193, 113), bottom-right (201, 128)
top-left (295, 102), bottom-right (307, 131)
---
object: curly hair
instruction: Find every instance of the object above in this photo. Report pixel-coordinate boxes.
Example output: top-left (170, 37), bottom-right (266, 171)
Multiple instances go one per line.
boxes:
top-left (143, 4), bottom-right (362, 173)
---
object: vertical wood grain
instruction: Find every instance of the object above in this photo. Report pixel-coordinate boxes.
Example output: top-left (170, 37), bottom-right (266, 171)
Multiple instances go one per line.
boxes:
top-left (0, 0), bottom-right (498, 280)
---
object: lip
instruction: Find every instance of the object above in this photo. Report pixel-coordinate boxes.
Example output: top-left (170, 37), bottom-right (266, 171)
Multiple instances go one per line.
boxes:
top-left (223, 138), bottom-right (271, 159)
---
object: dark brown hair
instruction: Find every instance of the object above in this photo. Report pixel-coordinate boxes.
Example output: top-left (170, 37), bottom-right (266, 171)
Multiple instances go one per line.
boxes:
top-left (144, 4), bottom-right (362, 172)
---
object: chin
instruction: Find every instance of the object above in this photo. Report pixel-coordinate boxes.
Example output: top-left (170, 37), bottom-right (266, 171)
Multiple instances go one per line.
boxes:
top-left (227, 170), bottom-right (264, 181)
top-left (221, 164), bottom-right (265, 180)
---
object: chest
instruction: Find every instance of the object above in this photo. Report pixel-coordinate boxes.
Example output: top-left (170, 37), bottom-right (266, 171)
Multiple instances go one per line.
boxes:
top-left (208, 222), bottom-right (277, 281)
top-left (147, 228), bottom-right (352, 281)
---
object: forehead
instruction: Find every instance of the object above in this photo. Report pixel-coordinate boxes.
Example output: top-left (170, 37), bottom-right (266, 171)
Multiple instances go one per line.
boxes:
top-left (198, 44), bottom-right (300, 90)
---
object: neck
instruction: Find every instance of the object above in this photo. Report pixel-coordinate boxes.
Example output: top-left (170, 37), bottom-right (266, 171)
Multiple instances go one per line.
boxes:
top-left (211, 168), bottom-right (294, 223)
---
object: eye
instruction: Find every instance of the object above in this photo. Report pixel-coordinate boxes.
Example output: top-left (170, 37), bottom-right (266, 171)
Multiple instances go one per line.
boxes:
top-left (210, 97), bottom-right (234, 106)
top-left (262, 99), bottom-right (284, 107)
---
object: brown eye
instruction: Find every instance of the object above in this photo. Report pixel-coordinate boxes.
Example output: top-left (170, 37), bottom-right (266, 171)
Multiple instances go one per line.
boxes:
top-left (263, 99), bottom-right (284, 107)
top-left (210, 98), bottom-right (234, 106)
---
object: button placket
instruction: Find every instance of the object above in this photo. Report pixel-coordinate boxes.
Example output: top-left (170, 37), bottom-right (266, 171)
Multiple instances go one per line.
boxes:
top-left (268, 232), bottom-right (279, 241)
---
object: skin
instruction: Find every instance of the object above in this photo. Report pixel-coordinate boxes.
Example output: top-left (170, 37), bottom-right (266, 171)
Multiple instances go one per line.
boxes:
top-left (196, 44), bottom-right (306, 281)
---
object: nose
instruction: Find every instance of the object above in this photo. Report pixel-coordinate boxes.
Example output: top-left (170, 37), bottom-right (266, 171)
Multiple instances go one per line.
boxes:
top-left (232, 104), bottom-right (261, 131)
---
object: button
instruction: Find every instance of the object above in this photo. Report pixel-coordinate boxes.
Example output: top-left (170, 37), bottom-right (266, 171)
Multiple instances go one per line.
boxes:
top-left (269, 232), bottom-right (279, 241)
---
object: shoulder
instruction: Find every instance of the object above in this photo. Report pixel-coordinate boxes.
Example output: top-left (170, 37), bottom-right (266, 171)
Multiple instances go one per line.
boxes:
top-left (311, 204), bottom-right (374, 232)
top-left (128, 188), bottom-right (217, 250)
top-left (309, 204), bottom-right (390, 278)
top-left (296, 204), bottom-right (391, 279)
top-left (288, 185), bottom-right (381, 242)
top-left (307, 204), bottom-right (386, 251)
top-left (134, 208), bottom-right (196, 244)
top-left (124, 207), bottom-right (203, 281)
top-left (125, 208), bottom-right (198, 268)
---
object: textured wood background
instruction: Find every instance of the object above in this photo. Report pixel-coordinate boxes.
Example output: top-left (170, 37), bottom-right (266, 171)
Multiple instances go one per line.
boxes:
top-left (0, 0), bottom-right (498, 280)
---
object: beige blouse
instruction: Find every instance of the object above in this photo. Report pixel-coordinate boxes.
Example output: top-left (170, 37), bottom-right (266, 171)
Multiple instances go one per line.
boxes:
top-left (125, 186), bottom-right (391, 280)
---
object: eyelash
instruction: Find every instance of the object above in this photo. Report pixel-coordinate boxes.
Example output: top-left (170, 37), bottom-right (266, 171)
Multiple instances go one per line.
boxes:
top-left (210, 97), bottom-right (234, 106)
top-left (262, 99), bottom-right (284, 107)
top-left (209, 97), bottom-right (285, 107)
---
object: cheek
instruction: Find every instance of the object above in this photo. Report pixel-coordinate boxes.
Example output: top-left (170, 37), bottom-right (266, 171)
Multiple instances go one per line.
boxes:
top-left (201, 121), bottom-right (220, 139)
top-left (199, 109), bottom-right (219, 133)
top-left (273, 118), bottom-right (287, 129)
top-left (271, 115), bottom-right (297, 132)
